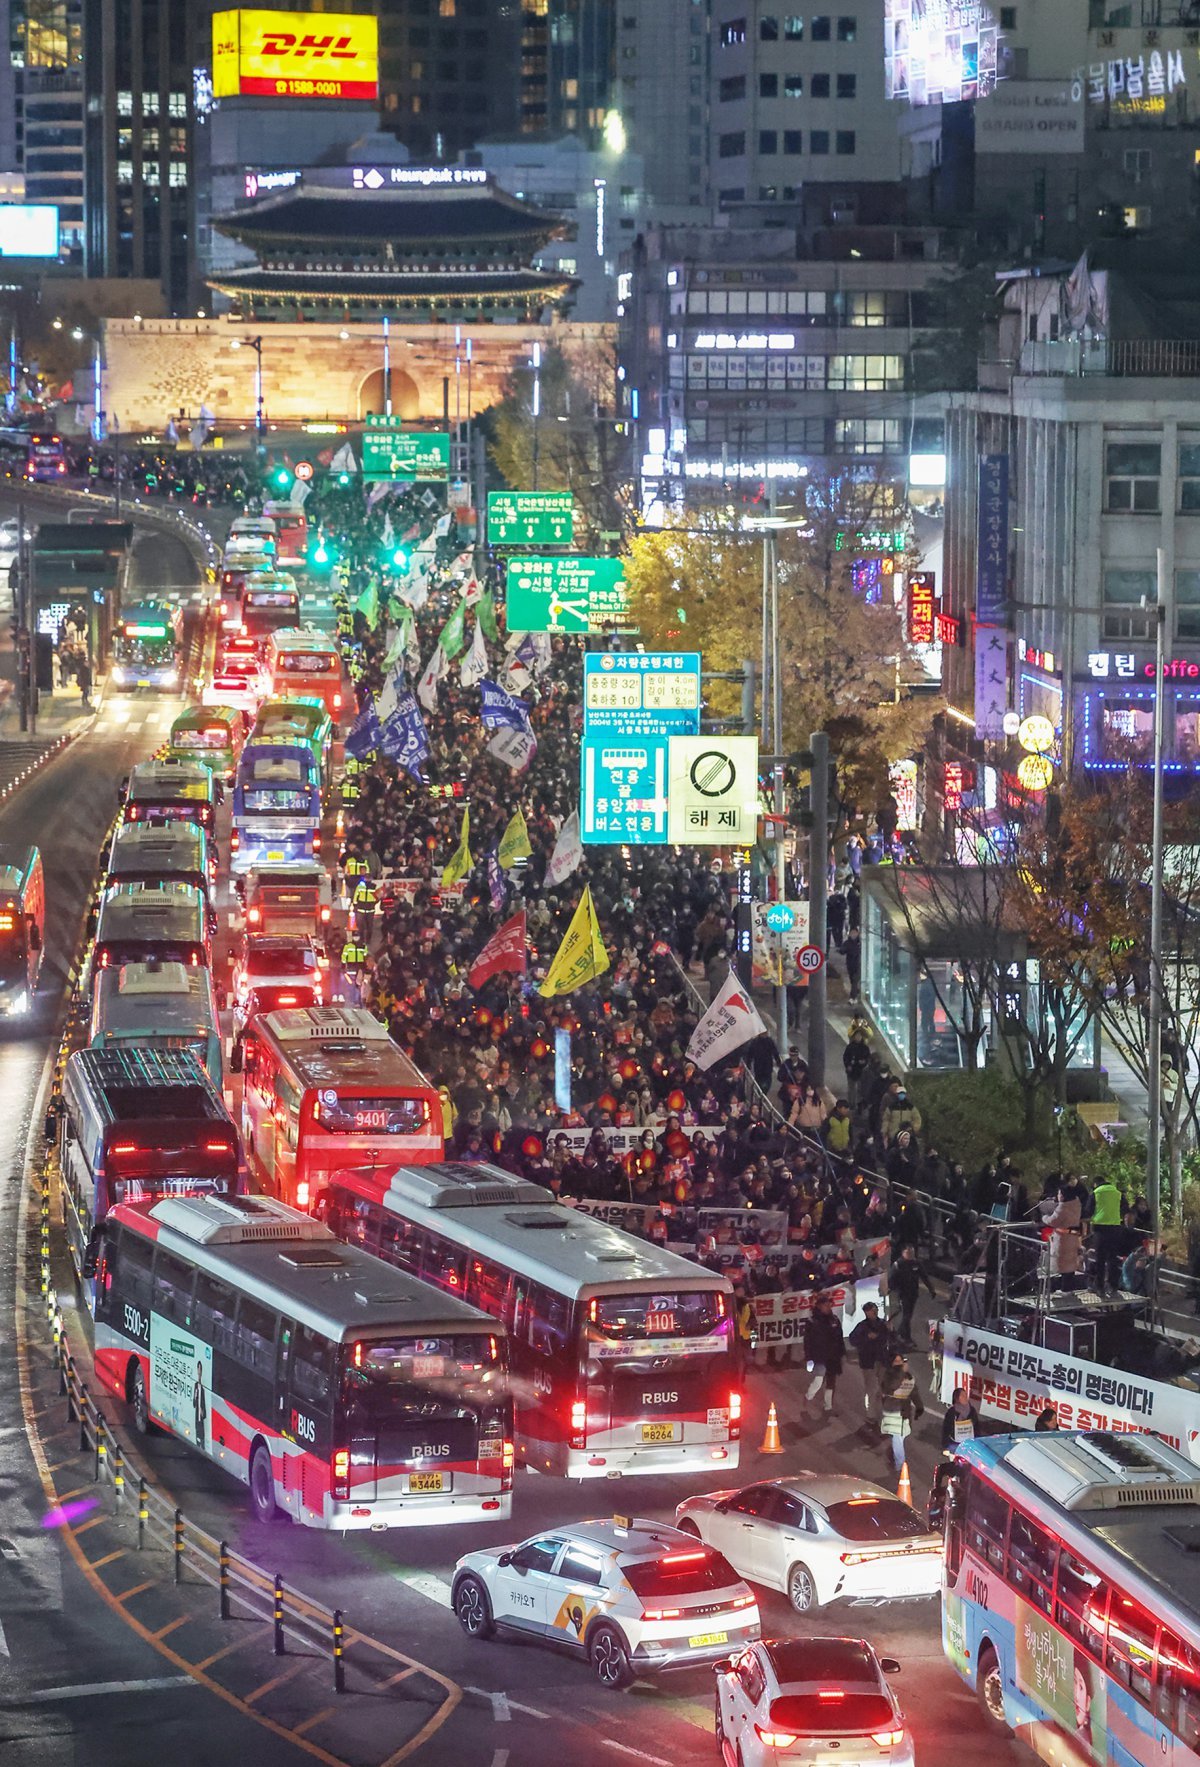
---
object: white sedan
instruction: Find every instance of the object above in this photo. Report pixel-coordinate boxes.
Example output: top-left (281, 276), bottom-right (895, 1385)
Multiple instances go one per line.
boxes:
top-left (716, 1635), bottom-right (913, 1767)
top-left (676, 1475), bottom-right (941, 1613)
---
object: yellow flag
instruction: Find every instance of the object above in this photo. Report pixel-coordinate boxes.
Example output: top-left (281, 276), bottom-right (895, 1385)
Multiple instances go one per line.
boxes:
top-left (497, 806), bottom-right (532, 871)
top-left (441, 807), bottom-right (473, 888)
top-left (539, 885), bottom-right (610, 998)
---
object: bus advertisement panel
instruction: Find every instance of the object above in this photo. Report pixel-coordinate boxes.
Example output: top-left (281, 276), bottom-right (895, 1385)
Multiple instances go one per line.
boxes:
top-left (240, 1007), bottom-right (442, 1208)
top-left (265, 629), bottom-right (342, 726)
top-left (319, 1161), bottom-right (740, 1479)
top-left (59, 1047), bottom-right (241, 1299)
top-left (230, 742), bottom-right (321, 873)
top-left (941, 1431), bottom-right (1200, 1767)
top-left (92, 1195), bottom-right (513, 1529)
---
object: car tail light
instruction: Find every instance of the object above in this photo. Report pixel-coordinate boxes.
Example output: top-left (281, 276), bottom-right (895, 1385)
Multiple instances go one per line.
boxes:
top-left (840, 1550), bottom-right (885, 1565)
top-left (871, 1729), bottom-right (906, 1748)
top-left (755, 1727), bottom-right (800, 1749)
top-left (641, 1607), bottom-right (681, 1621)
top-left (332, 1448), bottom-right (349, 1499)
top-left (731, 1594), bottom-right (756, 1609)
top-left (661, 1550), bottom-right (705, 1565)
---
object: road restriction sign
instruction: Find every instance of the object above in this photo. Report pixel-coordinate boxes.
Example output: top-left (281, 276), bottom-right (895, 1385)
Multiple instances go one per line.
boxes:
top-left (795, 944), bottom-right (825, 974)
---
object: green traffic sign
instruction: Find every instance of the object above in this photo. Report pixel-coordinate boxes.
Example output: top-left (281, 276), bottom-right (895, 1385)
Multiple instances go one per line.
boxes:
top-left (361, 427), bottom-right (450, 483)
top-left (505, 555), bottom-right (629, 634)
top-left (487, 490), bottom-right (574, 546)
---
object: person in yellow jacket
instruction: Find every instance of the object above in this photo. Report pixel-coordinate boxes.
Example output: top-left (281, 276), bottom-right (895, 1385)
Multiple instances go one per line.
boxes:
top-left (437, 1084), bottom-right (457, 1151)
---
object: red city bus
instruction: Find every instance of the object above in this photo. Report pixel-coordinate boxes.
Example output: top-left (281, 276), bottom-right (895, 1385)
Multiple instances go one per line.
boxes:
top-left (265, 628), bottom-right (343, 726)
top-left (262, 501), bottom-right (307, 566)
top-left (92, 1195), bottom-right (514, 1530)
top-left (240, 1006), bottom-right (443, 1209)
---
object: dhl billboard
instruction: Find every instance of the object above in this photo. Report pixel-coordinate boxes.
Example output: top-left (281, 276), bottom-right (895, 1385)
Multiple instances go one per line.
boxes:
top-left (212, 10), bottom-right (379, 102)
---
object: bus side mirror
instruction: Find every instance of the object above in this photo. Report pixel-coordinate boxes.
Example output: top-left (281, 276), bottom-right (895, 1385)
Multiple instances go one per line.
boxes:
top-left (229, 1039), bottom-right (243, 1074)
top-left (881, 1658), bottom-right (902, 1676)
top-left (81, 1228), bottom-right (102, 1280)
top-left (28, 922), bottom-right (40, 951)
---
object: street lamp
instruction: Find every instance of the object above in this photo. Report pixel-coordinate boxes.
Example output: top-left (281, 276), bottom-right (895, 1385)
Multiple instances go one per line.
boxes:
top-left (531, 341), bottom-right (542, 490)
top-left (230, 335), bottom-right (265, 444)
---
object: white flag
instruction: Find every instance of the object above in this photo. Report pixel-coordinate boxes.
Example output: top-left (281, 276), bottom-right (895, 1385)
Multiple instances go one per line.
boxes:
top-left (331, 441), bottom-right (358, 474)
top-left (461, 573), bottom-right (482, 608)
top-left (381, 512), bottom-right (395, 548)
top-left (382, 624), bottom-right (405, 670)
top-left (545, 811), bottom-right (582, 888)
top-left (435, 511), bottom-right (454, 537)
top-left (686, 971), bottom-right (767, 1071)
top-left (376, 662), bottom-right (405, 724)
top-left (530, 632), bottom-right (553, 675)
top-left (487, 726), bottom-right (537, 773)
top-left (165, 417), bottom-right (179, 444)
top-left (460, 621), bottom-right (487, 688)
top-left (417, 642), bottom-right (448, 712)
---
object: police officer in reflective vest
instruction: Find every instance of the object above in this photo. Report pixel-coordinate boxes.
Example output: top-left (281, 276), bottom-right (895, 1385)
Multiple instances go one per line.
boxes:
top-left (338, 935), bottom-right (368, 1005)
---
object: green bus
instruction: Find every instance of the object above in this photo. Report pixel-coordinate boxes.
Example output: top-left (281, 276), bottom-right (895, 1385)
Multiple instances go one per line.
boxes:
top-left (167, 704), bottom-right (246, 784)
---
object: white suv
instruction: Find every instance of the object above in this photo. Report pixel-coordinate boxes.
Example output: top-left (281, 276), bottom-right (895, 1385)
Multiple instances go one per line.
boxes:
top-left (715, 1636), bottom-right (913, 1767)
top-left (452, 1516), bottom-right (760, 1690)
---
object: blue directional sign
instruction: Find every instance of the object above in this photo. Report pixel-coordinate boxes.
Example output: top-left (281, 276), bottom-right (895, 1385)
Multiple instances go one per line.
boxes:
top-left (581, 652), bottom-right (701, 845)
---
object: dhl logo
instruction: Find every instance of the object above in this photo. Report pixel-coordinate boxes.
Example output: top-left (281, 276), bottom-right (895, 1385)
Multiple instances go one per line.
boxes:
top-left (258, 31), bottom-right (357, 58)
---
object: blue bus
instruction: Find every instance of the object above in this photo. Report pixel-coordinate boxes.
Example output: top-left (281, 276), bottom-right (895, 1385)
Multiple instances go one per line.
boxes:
top-left (942, 1429), bottom-right (1200, 1766)
top-left (230, 740), bottom-right (321, 874)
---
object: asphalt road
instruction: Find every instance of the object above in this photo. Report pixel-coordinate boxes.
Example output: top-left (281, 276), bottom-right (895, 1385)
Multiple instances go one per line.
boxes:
top-left (0, 512), bottom-right (1026, 1766)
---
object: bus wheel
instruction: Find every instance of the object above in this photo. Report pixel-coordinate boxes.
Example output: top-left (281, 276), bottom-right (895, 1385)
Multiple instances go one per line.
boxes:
top-left (129, 1363), bottom-right (152, 1435)
top-left (976, 1647), bottom-right (1009, 1732)
top-left (248, 1443), bottom-right (278, 1524)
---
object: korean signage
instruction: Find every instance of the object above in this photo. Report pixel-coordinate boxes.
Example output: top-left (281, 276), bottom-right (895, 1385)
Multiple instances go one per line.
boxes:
top-left (907, 571), bottom-right (936, 645)
top-left (935, 611), bottom-right (961, 646)
top-left (974, 80), bottom-right (1084, 154)
top-left (974, 628), bottom-right (1008, 740)
top-left (751, 900), bottom-right (812, 987)
top-left (487, 491), bottom-right (574, 546)
top-left (889, 759), bottom-right (919, 830)
top-left (360, 420), bottom-right (450, 483)
top-left (506, 556), bottom-right (628, 634)
top-left (1085, 651), bottom-right (1200, 681)
top-left (1072, 49), bottom-right (1186, 107)
top-left (212, 10), bottom-right (379, 101)
top-left (943, 761), bottom-right (968, 812)
top-left (667, 736), bottom-right (760, 847)
top-left (976, 453), bottom-right (1009, 624)
top-left (884, 0), bottom-right (1003, 107)
top-left (581, 652), bottom-right (701, 846)
top-left (940, 1321), bottom-right (1200, 1462)
top-left (835, 527), bottom-right (906, 554)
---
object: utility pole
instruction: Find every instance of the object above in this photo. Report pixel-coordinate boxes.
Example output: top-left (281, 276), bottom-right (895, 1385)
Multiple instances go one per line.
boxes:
top-left (20, 500), bottom-right (36, 735)
top-left (807, 729), bottom-right (830, 1087)
top-left (1147, 547), bottom-right (1174, 1224)
top-left (769, 529), bottom-right (788, 1047)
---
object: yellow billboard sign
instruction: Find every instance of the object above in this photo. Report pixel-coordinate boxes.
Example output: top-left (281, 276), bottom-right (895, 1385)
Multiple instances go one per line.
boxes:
top-left (212, 10), bottom-right (379, 102)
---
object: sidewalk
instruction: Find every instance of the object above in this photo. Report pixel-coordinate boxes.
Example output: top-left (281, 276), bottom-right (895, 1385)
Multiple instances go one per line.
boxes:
top-left (0, 673), bottom-right (104, 797)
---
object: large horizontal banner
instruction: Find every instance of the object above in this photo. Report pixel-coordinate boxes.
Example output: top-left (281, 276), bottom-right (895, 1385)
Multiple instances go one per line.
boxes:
top-left (552, 1122), bottom-right (724, 1159)
top-left (751, 1275), bottom-right (885, 1341)
top-left (940, 1321), bottom-right (1195, 1457)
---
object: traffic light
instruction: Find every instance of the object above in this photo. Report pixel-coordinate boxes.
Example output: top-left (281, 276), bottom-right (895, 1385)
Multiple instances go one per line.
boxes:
top-left (337, 471), bottom-right (351, 486)
top-left (390, 545), bottom-right (411, 575)
top-left (310, 536), bottom-right (332, 569)
top-left (271, 463), bottom-right (294, 493)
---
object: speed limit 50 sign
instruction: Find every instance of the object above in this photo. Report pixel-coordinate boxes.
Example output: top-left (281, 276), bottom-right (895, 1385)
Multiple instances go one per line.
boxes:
top-left (795, 944), bottom-right (825, 974)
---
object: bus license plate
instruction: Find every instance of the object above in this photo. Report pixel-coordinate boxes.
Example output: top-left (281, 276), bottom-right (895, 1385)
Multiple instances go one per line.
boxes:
top-left (407, 1472), bottom-right (446, 1494)
top-left (687, 1631), bottom-right (728, 1649)
top-left (267, 850), bottom-right (285, 861)
top-left (641, 1422), bottom-right (678, 1443)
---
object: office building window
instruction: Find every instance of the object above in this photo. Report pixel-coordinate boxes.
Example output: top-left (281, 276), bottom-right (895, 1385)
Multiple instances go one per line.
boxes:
top-left (836, 418), bottom-right (902, 454)
top-left (783, 128), bottom-right (803, 152)
top-left (837, 72), bottom-right (856, 96)
top-left (760, 185), bottom-right (779, 200)
top-left (720, 75), bottom-right (746, 100)
top-left (719, 187), bottom-right (747, 202)
top-left (1177, 571), bottom-right (1200, 640)
top-left (1000, 6), bottom-right (1017, 27)
top-left (1105, 441), bottom-right (1160, 512)
top-left (836, 129), bottom-right (856, 153)
top-left (845, 291), bottom-right (894, 326)
top-left (811, 73), bottom-right (830, 96)
top-left (785, 13), bottom-right (804, 36)
top-left (760, 129), bottom-right (778, 153)
top-left (837, 14), bottom-right (857, 38)
top-left (827, 354), bottom-right (904, 390)
top-left (720, 17), bottom-right (747, 45)
top-left (1179, 442), bottom-right (1200, 510)
top-left (811, 129), bottom-right (830, 152)
top-left (1102, 568), bottom-right (1155, 640)
top-left (719, 131), bottom-right (746, 157)
top-left (784, 73), bottom-right (803, 96)
top-left (760, 72), bottom-right (778, 96)
top-left (811, 14), bottom-right (831, 38)
top-left (760, 14), bottom-right (779, 38)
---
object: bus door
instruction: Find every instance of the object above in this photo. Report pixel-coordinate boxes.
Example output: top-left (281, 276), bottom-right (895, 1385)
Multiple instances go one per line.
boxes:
top-left (508, 1278), bottom-right (570, 1471)
top-left (279, 1320), bottom-right (335, 1520)
top-left (242, 1036), bottom-right (281, 1186)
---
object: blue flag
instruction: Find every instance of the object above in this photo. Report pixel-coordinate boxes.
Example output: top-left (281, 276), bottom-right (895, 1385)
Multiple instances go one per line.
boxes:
top-left (479, 678), bottom-right (531, 732)
top-left (379, 688), bottom-right (429, 782)
top-left (486, 847), bottom-right (506, 913)
top-left (344, 698), bottom-right (382, 760)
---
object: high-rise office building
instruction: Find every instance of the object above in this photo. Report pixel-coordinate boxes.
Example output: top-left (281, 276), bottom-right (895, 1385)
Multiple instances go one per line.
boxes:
top-left (378, 0), bottom-right (522, 159)
top-left (6, 0), bottom-right (84, 245)
top-left (81, 0), bottom-right (193, 307)
top-left (521, 0), bottom-right (614, 143)
top-left (709, 0), bottom-right (901, 207)
top-left (615, 0), bottom-right (709, 209)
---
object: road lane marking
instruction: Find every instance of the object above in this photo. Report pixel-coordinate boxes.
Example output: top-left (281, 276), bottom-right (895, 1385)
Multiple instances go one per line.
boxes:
top-left (3, 1675), bottom-right (197, 1703)
top-left (399, 1570), bottom-right (453, 1607)
top-left (491, 1753), bottom-right (510, 1767)
top-left (0, 1619), bottom-right (8, 1656)
top-left (245, 1661), bottom-right (309, 1704)
top-left (603, 1744), bottom-right (671, 1766)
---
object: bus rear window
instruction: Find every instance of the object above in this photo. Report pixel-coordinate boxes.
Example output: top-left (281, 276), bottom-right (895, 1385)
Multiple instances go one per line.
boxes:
top-left (315, 1095), bottom-right (428, 1134)
top-left (590, 1292), bottom-right (725, 1338)
top-left (623, 1549), bottom-right (739, 1598)
top-left (243, 788), bottom-right (314, 812)
top-left (344, 1334), bottom-right (503, 1386)
top-left (278, 653), bottom-right (336, 673)
top-left (175, 730), bottom-right (228, 749)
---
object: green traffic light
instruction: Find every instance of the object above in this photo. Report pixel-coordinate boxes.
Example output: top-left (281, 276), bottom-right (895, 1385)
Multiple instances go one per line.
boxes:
top-left (313, 540), bottom-right (329, 565)
top-left (391, 547), bottom-right (410, 573)
top-left (338, 472), bottom-right (351, 486)
top-left (272, 466), bottom-right (293, 490)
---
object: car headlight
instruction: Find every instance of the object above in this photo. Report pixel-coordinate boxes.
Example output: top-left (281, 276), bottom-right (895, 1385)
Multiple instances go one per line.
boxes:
top-left (8, 989), bottom-right (28, 1014)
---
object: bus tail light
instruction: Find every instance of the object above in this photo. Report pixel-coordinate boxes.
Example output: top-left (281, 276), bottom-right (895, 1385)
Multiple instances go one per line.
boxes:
top-left (296, 1180), bottom-right (310, 1208)
top-left (332, 1448), bottom-right (350, 1499)
top-left (230, 831), bottom-right (240, 852)
top-left (312, 834), bottom-right (321, 851)
top-left (321, 906), bottom-right (331, 922)
top-left (729, 1390), bottom-right (742, 1439)
top-left (570, 1399), bottom-right (587, 1448)
top-left (247, 906), bottom-right (260, 924)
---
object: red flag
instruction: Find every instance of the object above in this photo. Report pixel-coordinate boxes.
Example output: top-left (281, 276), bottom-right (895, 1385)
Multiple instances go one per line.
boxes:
top-left (468, 910), bottom-right (527, 990)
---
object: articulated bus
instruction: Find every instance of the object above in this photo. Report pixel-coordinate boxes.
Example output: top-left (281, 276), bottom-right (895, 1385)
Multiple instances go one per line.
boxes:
top-left (92, 1195), bottom-right (513, 1529)
top-left (110, 600), bottom-right (183, 691)
top-left (264, 629), bottom-right (342, 728)
top-left (90, 959), bottom-right (223, 1086)
top-left (240, 1007), bottom-right (442, 1209)
top-left (318, 1162), bottom-right (741, 1480)
top-left (59, 1046), bottom-right (241, 1301)
top-left (942, 1430), bottom-right (1200, 1767)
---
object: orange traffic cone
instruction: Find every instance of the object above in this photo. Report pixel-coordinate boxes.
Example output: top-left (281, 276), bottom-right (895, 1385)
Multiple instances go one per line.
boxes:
top-left (897, 1460), bottom-right (913, 1506)
top-left (759, 1401), bottom-right (784, 1455)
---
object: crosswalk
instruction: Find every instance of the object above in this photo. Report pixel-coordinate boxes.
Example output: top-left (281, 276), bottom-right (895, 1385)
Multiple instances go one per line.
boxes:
top-left (97, 697), bottom-right (179, 736)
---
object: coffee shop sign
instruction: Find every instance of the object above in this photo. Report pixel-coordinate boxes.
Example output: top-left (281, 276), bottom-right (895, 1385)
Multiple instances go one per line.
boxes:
top-left (1087, 653), bottom-right (1200, 681)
